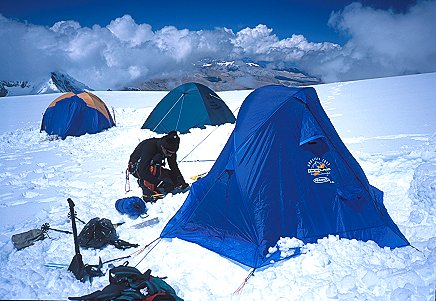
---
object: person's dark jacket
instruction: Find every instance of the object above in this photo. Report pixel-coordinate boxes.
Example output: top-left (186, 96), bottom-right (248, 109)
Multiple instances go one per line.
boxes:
top-left (129, 138), bottom-right (186, 188)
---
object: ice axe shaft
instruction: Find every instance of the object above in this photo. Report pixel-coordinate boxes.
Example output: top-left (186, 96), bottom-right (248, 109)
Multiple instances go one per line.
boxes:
top-left (67, 198), bottom-right (85, 280)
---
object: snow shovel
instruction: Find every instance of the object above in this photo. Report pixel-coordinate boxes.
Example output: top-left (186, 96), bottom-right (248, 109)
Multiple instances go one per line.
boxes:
top-left (67, 198), bottom-right (85, 281)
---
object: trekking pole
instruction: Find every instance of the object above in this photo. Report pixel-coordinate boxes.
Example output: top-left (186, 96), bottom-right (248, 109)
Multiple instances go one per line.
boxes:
top-left (41, 223), bottom-right (72, 234)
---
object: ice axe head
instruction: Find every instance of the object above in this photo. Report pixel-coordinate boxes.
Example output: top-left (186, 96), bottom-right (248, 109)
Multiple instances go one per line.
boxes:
top-left (68, 253), bottom-right (85, 281)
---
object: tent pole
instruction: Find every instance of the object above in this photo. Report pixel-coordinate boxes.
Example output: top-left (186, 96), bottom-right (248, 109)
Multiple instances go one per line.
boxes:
top-left (152, 94), bottom-right (185, 132)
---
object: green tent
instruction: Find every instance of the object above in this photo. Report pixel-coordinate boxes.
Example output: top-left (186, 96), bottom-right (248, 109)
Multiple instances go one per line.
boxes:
top-left (141, 82), bottom-right (236, 134)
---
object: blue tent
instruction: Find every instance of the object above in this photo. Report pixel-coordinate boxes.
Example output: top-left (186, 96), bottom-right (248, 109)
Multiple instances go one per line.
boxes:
top-left (160, 85), bottom-right (409, 269)
top-left (141, 82), bottom-right (236, 134)
top-left (41, 92), bottom-right (115, 139)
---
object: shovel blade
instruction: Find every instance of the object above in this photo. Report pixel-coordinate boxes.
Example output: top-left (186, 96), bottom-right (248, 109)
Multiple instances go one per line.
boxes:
top-left (68, 254), bottom-right (85, 281)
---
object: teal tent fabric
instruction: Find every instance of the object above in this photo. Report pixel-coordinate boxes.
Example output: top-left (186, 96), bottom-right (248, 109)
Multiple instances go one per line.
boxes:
top-left (160, 85), bottom-right (409, 269)
top-left (141, 83), bottom-right (236, 134)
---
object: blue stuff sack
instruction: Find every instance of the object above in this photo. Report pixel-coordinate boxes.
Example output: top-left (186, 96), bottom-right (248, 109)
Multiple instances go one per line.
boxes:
top-left (115, 197), bottom-right (147, 218)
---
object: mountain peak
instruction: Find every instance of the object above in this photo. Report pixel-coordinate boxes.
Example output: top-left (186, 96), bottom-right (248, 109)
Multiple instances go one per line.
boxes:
top-left (0, 71), bottom-right (93, 97)
top-left (48, 71), bottom-right (93, 94)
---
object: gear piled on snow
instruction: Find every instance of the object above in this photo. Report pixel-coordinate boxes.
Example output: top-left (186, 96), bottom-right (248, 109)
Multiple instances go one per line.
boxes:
top-left (78, 217), bottom-right (138, 250)
top-left (68, 263), bottom-right (183, 301)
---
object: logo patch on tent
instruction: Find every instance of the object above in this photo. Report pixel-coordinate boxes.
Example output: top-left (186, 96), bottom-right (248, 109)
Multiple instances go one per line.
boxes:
top-left (307, 157), bottom-right (333, 184)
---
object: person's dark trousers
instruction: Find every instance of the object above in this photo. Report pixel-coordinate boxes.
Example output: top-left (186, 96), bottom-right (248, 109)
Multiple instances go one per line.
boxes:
top-left (159, 168), bottom-right (178, 186)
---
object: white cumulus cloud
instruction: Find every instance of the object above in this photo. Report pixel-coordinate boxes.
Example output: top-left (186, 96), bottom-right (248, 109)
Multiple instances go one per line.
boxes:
top-left (107, 15), bottom-right (154, 47)
top-left (1, 1), bottom-right (435, 90)
top-left (307, 0), bottom-right (436, 82)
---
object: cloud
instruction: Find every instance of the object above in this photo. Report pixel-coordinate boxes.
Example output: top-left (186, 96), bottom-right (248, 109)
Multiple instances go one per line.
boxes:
top-left (107, 15), bottom-right (154, 47)
top-left (0, 14), bottom-right (240, 89)
top-left (232, 25), bottom-right (339, 61)
top-left (309, 0), bottom-right (436, 82)
top-left (1, 1), bottom-right (436, 90)
top-left (232, 24), bottom-right (278, 54)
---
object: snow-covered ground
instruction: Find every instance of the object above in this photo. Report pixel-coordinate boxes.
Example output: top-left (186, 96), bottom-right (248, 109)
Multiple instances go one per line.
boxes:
top-left (0, 73), bottom-right (435, 300)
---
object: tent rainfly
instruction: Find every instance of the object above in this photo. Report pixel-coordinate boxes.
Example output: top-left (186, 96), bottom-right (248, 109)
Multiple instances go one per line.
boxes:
top-left (160, 85), bottom-right (409, 269)
top-left (141, 82), bottom-right (236, 134)
top-left (41, 91), bottom-right (115, 139)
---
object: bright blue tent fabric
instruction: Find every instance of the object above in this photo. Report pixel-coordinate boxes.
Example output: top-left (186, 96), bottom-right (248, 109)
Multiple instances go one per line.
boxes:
top-left (141, 82), bottom-right (236, 134)
top-left (160, 85), bottom-right (409, 269)
top-left (41, 92), bottom-right (115, 139)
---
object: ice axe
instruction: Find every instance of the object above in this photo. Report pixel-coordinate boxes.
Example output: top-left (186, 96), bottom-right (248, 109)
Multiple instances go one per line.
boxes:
top-left (67, 198), bottom-right (85, 281)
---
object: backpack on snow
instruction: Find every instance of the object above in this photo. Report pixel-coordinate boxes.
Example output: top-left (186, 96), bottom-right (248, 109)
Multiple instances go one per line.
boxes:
top-left (78, 218), bottom-right (138, 250)
top-left (109, 265), bottom-right (180, 296)
top-left (68, 283), bottom-right (145, 301)
top-left (108, 264), bottom-right (182, 301)
top-left (69, 263), bottom-right (183, 301)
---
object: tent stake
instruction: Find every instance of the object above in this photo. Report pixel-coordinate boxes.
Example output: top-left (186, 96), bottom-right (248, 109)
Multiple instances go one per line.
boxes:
top-left (233, 268), bottom-right (255, 295)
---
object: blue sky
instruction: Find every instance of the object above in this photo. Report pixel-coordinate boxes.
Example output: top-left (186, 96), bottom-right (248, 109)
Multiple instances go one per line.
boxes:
top-left (1, 0), bottom-right (435, 89)
top-left (0, 0), bottom-right (417, 44)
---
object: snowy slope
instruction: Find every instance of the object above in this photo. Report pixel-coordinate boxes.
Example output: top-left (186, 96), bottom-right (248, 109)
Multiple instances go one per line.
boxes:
top-left (0, 73), bottom-right (435, 300)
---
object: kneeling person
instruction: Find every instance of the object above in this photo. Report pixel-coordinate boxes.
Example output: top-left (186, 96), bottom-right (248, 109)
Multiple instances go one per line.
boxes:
top-left (128, 131), bottom-right (189, 200)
